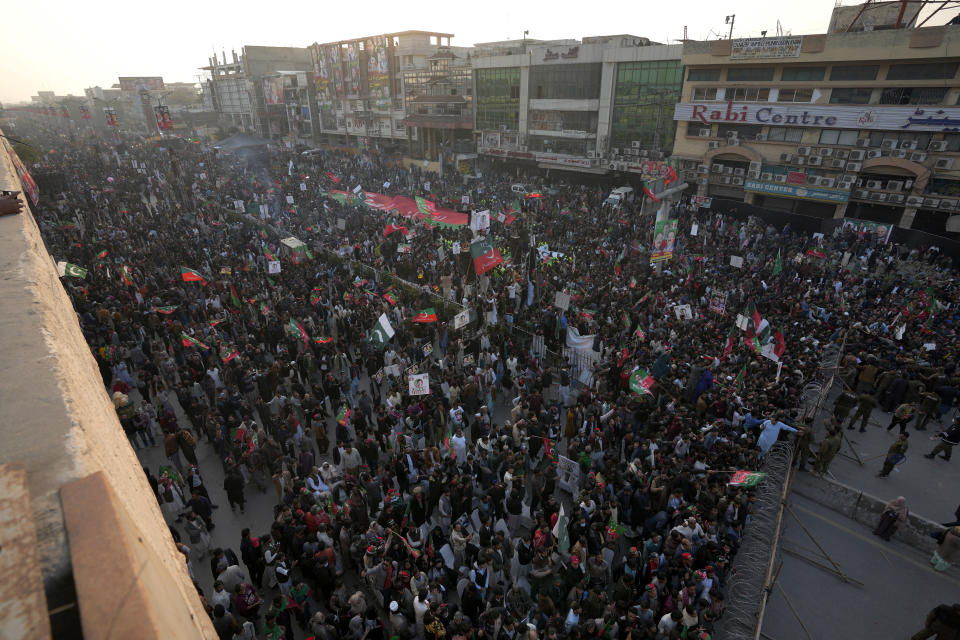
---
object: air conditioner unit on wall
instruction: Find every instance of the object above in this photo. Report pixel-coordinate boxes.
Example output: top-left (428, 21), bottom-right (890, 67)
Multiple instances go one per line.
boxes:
top-left (846, 162), bottom-right (863, 172)
top-left (780, 153), bottom-right (792, 162)
top-left (586, 150), bottom-right (596, 158)
top-left (821, 178), bottom-right (836, 188)
top-left (735, 167), bottom-right (745, 176)
top-left (866, 180), bottom-right (883, 189)
top-left (761, 172), bottom-right (773, 181)
top-left (795, 157), bottom-right (806, 166)
top-left (837, 150), bottom-right (850, 159)
top-left (724, 166), bottom-right (734, 175)
top-left (819, 148), bottom-right (834, 157)
top-left (807, 156), bottom-right (822, 166)
top-left (900, 140), bottom-right (918, 150)
top-left (856, 138), bottom-right (870, 147)
top-left (887, 180), bottom-right (903, 191)
top-left (708, 141), bottom-right (721, 150)
top-left (749, 161), bottom-right (762, 171)
top-left (712, 163), bottom-right (724, 173)
top-left (867, 150), bottom-right (882, 159)
top-left (935, 158), bottom-right (955, 169)
top-left (872, 192), bottom-right (888, 202)
top-left (720, 176), bottom-right (732, 184)
top-left (774, 175), bottom-right (787, 183)
top-left (728, 138), bottom-right (740, 146)
top-left (849, 150), bottom-right (865, 161)
top-left (911, 152), bottom-right (927, 162)
top-left (797, 146), bottom-right (811, 156)
top-left (892, 150), bottom-right (907, 159)
top-left (925, 198), bottom-right (941, 207)
top-left (732, 177), bottom-right (744, 186)
top-left (698, 177), bottom-right (708, 185)
top-left (830, 159), bottom-right (846, 169)
top-left (928, 141), bottom-right (948, 152)
top-left (888, 194), bottom-right (905, 204)
top-left (748, 170), bottom-right (760, 179)
top-left (698, 164), bottom-right (709, 173)
top-left (631, 141), bottom-right (641, 148)
top-left (940, 199), bottom-right (958, 209)
top-left (807, 176), bottom-right (820, 186)
top-left (881, 139), bottom-right (897, 150)
top-left (853, 189), bottom-right (869, 199)
top-left (906, 196), bottom-right (924, 207)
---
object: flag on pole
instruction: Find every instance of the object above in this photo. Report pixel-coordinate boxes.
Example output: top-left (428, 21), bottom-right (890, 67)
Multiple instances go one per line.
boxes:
top-left (96, 250), bottom-right (108, 260)
top-left (415, 196), bottom-right (433, 216)
top-left (120, 265), bottom-right (134, 286)
top-left (772, 250), bottom-right (783, 276)
top-left (313, 336), bottom-right (333, 344)
top-left (259, 301), bottom-right (270, 316)
top-left (324, 171), bottom-right (341, 184)
top-left (289, 318), bottom-right (309, 348)
top-left (229, 284), bottom-right (242, 309)
top-left (552, 505), bottom-right (570, 553)
top-left (729, 470), bottom-right (767, 487)
top-left (470, 239), bottom-right (504, 275)
top-left (411, 308), bottom-right (438, 323)
top-left (220, 343), bottom-right (240, 363)
top-left (180, 266), bottom-right (206, 284)
top-left (152, 305), bottom-right (178, 314)
top-left (722, 326), bottom-right (736, 359)
top-left (57, 262), bottom-right (88, 279)
top-left (643, 184), bottom-right (660, 202)
top-left (773, 328), bottom-right (786, 358)
top-left (369, 313), bottom-right (395, 348)
top-left (336, 405), bottom-right (351, 426)
top-left (180, 332), bottom-right (209, 350)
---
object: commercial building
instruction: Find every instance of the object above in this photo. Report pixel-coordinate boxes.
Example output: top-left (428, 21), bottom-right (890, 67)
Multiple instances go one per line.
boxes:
top-left (671, 7), bottom-right (960, 232)
top-left (471, 35), bottom-right (683, 178)
top-left (310, 31), bottom-right (470, 158)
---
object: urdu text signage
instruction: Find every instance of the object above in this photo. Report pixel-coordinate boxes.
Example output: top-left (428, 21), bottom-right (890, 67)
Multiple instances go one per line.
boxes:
top-left (744, 179), bottom-right (850, 203)
top-left (731, 36), bottom-right (803, 59)
top-left (674, 101), bottom-right (960, 132)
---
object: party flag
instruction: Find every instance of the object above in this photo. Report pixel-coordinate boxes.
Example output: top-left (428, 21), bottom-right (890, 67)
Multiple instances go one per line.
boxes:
top-left (180, 266), bottom-right (206, 284)
top-left (411, 308), bottom-right (438, 323)
top-left (180, 332), bottom-right (208, 350)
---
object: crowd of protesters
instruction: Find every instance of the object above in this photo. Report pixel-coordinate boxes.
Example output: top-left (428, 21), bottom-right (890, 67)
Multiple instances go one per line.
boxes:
top-left (15, 120), bottom-right (960, 640)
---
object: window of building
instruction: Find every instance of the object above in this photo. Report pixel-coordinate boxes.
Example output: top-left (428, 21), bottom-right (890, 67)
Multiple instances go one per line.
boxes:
top-left (945, 133), bottom-right (960, 152)
top-left (830, 65), bottom-right (879, 81)
top-left (879, 87), bottom-right (948, 105)
top-left (686, 122), bottom-right (712, 136)
top-left (818, 129), bottom-right (859, 145)
top-left (776, 88), bottom-right (814, 103)
top-left (726, 67), bottom-right (775, 82)
top-left (528, 110), bottom-right (598, 133)
top-left (716, 124), bottom-right (763, 139)
top-left (926, 178), bottom-right (960, 197)
top-left (693, 87), bottom-right (718, 101)
top-left (766, 127), bottom-right (804, 143)
top-left (529, 63), bottom-right (602, 100)
top-left (887, 62), bottom-right (959, 81)
top-left (475, 67), bottom-right (521, 131)
top-left (780, 66), bottom-right (826, 81)
top-left (867, 131), bottom-right (933, 148)
top-left (728, 87), bottom-right (770, 102)
top-left (611, 60), bottom-right (683, 150)
top-left (830, 88), bottom-right (873, 104)
top-left (688, 68), bottom-right (721, 82)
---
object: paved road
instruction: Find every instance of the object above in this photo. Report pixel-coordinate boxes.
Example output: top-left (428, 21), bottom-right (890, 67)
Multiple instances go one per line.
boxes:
top-left (761, 492), bottom-right (960, 640)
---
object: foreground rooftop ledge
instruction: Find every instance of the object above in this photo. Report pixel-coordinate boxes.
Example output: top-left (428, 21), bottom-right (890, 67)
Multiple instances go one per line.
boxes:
top-left (61, 471), bottom-right (216, 639)
top-left (0, 463), bottom-right (52, 640)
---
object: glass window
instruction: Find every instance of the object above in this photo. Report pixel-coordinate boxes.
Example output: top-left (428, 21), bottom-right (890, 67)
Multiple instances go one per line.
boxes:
top-left (728, 87), bottom-right (770, 102)
top-left (693, 87), bottom-right (718, 101)
top-left (529, 63), bottom-right (602, 100)
top-left (688, 68), bottom-right (721, 82)
top-left (830, 88), bottom-right (873, 104)
top-left (830, 65), bottom-right (879, 81)
top-left (945, 134), bottom-right (960, 153)
top-left (776, 88), bottom-right (814, 103)
top-left (611, 60), bottom-right (683, 150)
top-left (819, 130), bottom-right (859, 145)
top-left (475, 67), bottom-right (521, 131)
top-left (887, 62), bottom-right (958, 81)
top-left (716, 124), bottom-right (763, 139)
top-left (879, 87), bottom-right (948, 105)
top-left (780, 66), bottom-right (826, 81)
top-left (726, 67), bottom-right (775, 82)
top-left (767, 127), bottom-right (803, 143)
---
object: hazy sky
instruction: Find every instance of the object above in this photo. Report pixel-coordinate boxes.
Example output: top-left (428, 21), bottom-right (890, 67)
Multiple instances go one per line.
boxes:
top-left (1, 0), bottom-right (953, 104)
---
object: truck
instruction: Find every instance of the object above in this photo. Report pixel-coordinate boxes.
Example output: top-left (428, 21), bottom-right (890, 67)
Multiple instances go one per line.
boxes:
top-left (604, 186), bottom-right (634, 207)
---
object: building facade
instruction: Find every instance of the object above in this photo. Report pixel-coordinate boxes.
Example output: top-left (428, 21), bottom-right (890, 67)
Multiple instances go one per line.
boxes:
top-left (671, 21), bottom-right (960, 233)
top-left (200, 52), bottom-right (255, 131)
top-left (472, 36), bottom-right (683, 177)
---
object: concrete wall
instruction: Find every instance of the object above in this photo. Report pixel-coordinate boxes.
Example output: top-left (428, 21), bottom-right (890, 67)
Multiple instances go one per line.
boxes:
top-left (0, 131), bottom-right (216, 638)
top-left (792, 474), bottom-right (943, 552)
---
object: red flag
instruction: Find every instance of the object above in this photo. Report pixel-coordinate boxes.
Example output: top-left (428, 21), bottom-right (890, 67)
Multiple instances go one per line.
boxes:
top-left (722, 327), bottom-right (735, 360)
top-left (383, 223), bottom-right (409, 237)
top-left (324, 171), bottom-right (341, 184)
top-left (643, 185), bottom-right (660, 203)
top-left (180, 266), bottom-right (206, 284)
top-left (774, 329), bottom-right (786, 358)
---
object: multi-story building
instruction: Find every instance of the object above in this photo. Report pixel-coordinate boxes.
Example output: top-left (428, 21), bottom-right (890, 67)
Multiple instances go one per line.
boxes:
top-left (200, 51), bottom-right (254, 131)
top-left (472, 35), bottom-right (683, 178)
top-left (672, 6), bottom-right (960, 233)
top-left (310, 31), bottom-right (466, 156)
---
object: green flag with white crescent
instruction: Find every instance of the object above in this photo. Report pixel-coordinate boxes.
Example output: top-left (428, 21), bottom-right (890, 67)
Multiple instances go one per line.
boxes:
top-left (57, 261), bottom-right (88, 279)
top-left (369, 313), bottom-right (395, 349)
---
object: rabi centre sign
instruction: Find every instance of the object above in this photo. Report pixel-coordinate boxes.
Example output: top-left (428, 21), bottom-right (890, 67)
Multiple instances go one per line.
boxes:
top-left (675, 101), bottom-right (960, 132)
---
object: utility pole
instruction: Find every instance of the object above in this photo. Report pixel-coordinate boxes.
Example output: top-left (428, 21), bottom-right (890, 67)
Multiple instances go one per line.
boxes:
top-left (725, 14), bottom-right (736, 40)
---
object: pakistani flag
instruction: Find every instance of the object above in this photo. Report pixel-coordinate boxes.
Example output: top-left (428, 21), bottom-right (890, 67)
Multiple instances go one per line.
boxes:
top-left (729, 470), bottom-right (767, 487)
top-left (57, 262), bottom-right (87, 279)
top-left (772, 249), bottom-right (783, 277)
top-left (470, 238), bottom-right (504, 275)
top-left (552, 504), bottom-right (570, 554)
top-left (629, 369), bottom-right (655, 396)
top-left (369, 313), bottom-right (395, 349)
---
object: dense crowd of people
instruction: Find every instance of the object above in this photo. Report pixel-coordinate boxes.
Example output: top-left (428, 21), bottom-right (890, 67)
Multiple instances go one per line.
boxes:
top-left (15, 121), bottom-right (960, 640)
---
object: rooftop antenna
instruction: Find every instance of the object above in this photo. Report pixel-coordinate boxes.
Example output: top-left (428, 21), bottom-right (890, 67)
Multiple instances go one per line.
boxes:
top-left (725, 14), bottom-right (736, 39)
top-left (684, 25), bottom-right (688, 40)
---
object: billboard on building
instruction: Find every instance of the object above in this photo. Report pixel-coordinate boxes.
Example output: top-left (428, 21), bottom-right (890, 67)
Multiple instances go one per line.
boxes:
top-left (313, 45), bottom-right (332, 106)
top-left (730, 36), bottom-right (803, 59)
top-left (155, 105), bottom-right (174, 130)
top-left (104, 107), bottom-right (118, 127)
top-left (367, 36), bottom-right (390, 109)
top-left (345, 43), bottom-right (362, 95)
top-left (263, 77), bottom-right (284, 105)
top-left (330, 45), bottom-right (344, 97)
top-left (118, 77), bottom-right (165, 91)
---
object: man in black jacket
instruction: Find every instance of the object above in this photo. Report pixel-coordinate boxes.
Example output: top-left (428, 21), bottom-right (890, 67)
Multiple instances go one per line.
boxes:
top-left (924, 417), bottom-right (960, 461)
top-left (911, 603), bottom-right (960, 639)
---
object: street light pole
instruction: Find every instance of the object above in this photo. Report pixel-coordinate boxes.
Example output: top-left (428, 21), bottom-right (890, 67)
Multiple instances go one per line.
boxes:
top-left (725, 15), bottom-right (736, 40)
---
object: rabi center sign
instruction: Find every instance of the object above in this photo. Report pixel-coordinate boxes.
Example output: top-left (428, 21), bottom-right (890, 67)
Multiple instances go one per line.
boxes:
top-left (675, 101), bottom-right (960, 132)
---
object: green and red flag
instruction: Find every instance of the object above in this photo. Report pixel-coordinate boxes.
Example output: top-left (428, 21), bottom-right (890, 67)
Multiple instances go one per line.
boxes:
top-left (411, 308), bottom-right (438, 323)
top-left (772, 249), bottom-right (783, 277)
top-left (729, 470), bottom-right (767, 487)
top-left (643, 184), bottom-right (660, 203)
top-left (722, 326), bottom-right (736, 360)
top-left (220, 343), bottom-right (239, 364)
top-left (180, 332), bottom-right (208, 350)
top-left (470, 238), bottom-right (504, 275)
top-left (313, 336), bottom-right (333, 344)
top-left (805, 249), bottom-right (827, 260)
top-left (264, 248), bottom-right (277, 261)
top-left (121, 265), bottom-right (134, 286)
top-left (289, 318), bottom-right (309, 348)
top-left (415, 196), bottom-right (433, 216)
top-left (180, 266), bottom-right (206, 284)
top-left (96, 249), bottom-right (108, 260)
top-left (152, 305), bottom-right (178, 314)
top-left (383, 223), bottom-right (409, 237)
top-left (336, 405), bottom-right (351, 426)
top-left (310, 291), bottom-right (323, 305)
top-left (635, 326), bottom-right (646, 341)
top-left (773, 328), bottom-right (786, 358)
top-left (229, 284), bottom-right (242, 309)
top-left (324, 171), bottom-right (341, 184)
top-left (629, 369), bottom-right (655, 396)
top-left (384, 292), bottom-right (397, 305)
top-left (259, 300), bottom-right (270, 316)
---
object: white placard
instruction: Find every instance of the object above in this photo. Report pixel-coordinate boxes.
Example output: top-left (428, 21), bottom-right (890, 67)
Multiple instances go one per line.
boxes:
top-left (924, 343), bottom-right (937, 351)
top-left (556, 455), bottom-right (581, 494)
top-left (424, 181), bottom-right (431, 191)
top-left (353, 184), bottom-right (363, 194)
top-left (337, 218), bottom-right (346, 230)
top-left (454, 310), bottom-right (470, 329)
top-left (736, 314), bottom-right (749, 331)
top-left (268, 261), bottom-right (281, 274)
top-left (554, 291), bottom-right (571, 311)
top-left (761, 342), bottom-right (780, 362)
top-left (730, 256), bottom-right (744, 268)
top-left (383, 181), bottom-right (391, 189)
top-left (674, 304), bottom-right (693, 320)
top-left (690, 223), bottom-right (699, 236)
top-left (408, 373), bottom-right (430, 396)
top-left (259, 204), bottom-right (269, 218)
top-left (894, 325), bottom-right (906, 340)
top-left (286, 195), bottom-right (295, 204)
top-left (461, 195), bottom-right (470, 205)
top-left (452, 241), bottom-right (461, 255)
top-left (300, 183), bottom-right (307, 191)
top-left (234, 200), bottom-right (244, 211)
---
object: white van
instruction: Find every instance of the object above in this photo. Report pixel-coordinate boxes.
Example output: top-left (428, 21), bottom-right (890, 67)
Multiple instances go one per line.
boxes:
top-left (604, 186), bottom-right (634, 207)
top-left (511, 183), bottom-right (528, 195)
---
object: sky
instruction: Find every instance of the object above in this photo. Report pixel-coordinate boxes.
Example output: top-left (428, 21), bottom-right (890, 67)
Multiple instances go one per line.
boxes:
top-left (1, 0), bottom-right (953, 104)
